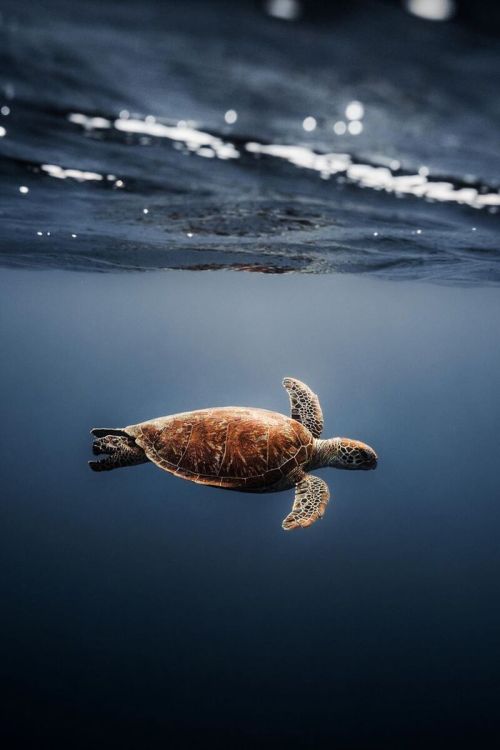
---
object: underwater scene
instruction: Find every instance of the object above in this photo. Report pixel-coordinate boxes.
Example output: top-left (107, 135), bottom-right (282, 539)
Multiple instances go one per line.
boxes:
top-left (1, 1), bottom-right (500, 747)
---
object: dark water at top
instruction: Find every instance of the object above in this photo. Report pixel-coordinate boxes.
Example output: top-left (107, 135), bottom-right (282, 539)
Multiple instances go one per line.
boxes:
top-left (0, 0), bottom-right (499, 281)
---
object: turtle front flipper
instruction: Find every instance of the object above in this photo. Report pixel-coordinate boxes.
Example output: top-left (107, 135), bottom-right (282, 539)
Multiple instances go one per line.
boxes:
top-left (282, 474), bottom-right (330, 531)
top-left (282, 377), bottom-right (324, 437)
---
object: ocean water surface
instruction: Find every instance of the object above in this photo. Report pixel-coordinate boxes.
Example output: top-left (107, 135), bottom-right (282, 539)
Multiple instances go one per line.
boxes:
top-left (1, 0), bottom-right (500, 747)
top-left (1, 0), bottom-right (499, 280)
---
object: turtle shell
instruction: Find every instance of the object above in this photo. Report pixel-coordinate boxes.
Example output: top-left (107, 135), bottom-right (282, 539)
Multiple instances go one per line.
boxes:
top-left (125, 407), bottom-right (314, 490)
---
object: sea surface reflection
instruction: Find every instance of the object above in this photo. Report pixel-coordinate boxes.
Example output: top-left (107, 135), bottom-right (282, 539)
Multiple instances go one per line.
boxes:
top-left (0, 0), bottom-right (499, 280)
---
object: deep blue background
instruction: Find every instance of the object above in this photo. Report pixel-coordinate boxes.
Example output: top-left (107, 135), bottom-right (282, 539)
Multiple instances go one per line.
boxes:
top-left (1, 269), bottom-right (499, 747)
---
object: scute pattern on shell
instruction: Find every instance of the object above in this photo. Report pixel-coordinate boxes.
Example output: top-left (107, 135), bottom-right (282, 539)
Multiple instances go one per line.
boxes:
top-left (128, 407), bottom-right (314, 490)
top-left (282, 377), bottom-right (324, 438)
top-left (282, 475), bottom-right (330, 530)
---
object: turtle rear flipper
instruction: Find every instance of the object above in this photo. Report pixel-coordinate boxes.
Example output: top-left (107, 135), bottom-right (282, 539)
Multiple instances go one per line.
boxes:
top-left (90, 427), bottom-right (130, 437)
top-left (89, 435), bottom-right (149, 471)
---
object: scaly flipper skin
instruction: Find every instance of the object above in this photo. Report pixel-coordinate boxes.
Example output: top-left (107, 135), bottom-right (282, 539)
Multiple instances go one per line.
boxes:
top-left (283, 377), bottom-right (324, 438)
top-left (89, 434), bottom-right (148, 472)
top-left (282, 474), bottom-right (330, 530)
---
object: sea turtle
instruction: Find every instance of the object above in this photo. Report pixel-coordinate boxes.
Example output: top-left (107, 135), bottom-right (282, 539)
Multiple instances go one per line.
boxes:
top-left (89, 378), bottom-right (377, 530)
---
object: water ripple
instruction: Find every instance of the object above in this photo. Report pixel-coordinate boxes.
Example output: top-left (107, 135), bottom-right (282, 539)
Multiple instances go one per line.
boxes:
top-left (0, 0), bottom-right (499, 282)
top-left (66, 110), bottom-right (500, 211)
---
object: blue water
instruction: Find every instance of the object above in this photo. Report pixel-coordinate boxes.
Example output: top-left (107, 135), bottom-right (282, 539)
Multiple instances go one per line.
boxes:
top-left (1, 0), bottom-right (500, 746)
top-left (1, 269), bottom-right (500, 747)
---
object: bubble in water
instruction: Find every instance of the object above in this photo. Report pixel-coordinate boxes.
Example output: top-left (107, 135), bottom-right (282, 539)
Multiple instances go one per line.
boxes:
top-left (405, 0), bottom-right (455, 22)
top-left (265, 0), bottom-right (301, 21)
top-left (348, 120), bottom-right (363, 135)
top-left (302, 116), bottom-right (317, 132)
top-left (345, 101), bottom-right (364, 120)
top-left (224, 109), bottom-right (238, 124)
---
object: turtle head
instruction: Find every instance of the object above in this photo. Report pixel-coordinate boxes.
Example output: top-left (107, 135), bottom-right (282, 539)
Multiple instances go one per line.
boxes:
top-left (326, 438), bottom-right (378, 470)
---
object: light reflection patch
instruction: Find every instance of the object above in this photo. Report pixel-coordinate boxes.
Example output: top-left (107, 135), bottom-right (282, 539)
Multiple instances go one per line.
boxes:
top-left (67, 111), bottom-right (500, 210)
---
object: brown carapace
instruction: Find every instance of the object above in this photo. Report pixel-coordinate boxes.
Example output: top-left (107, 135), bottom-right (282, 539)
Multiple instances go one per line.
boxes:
top-left (89, 378), bottom-right (377, 531)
